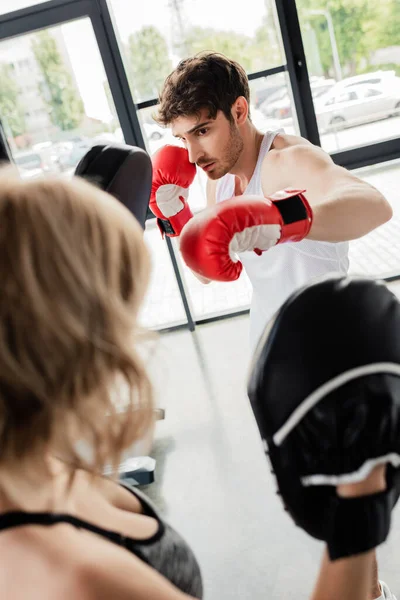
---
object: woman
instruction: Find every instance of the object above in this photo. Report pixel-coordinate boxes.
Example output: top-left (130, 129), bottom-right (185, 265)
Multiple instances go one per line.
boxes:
top-left (0, 167), bottom-right (202, 599)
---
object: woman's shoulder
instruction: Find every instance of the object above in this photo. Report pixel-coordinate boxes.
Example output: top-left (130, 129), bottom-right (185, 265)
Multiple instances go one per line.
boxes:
top-left (0, 517), bottom-right (187, 600)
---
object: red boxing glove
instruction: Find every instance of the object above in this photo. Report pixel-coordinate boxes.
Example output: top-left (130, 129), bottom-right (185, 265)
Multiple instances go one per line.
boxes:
top-left (179, 189), bottom-right (313, 282)
top-left (150, 145), bottom-right (197, 237)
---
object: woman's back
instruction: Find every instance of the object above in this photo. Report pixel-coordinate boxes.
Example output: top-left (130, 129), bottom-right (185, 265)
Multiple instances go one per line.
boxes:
top-left (0, 464), bottom-right (202, 599)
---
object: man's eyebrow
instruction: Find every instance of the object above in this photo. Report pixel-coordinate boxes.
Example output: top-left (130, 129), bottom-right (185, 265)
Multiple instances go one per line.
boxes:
top-left (173, 121), bottom-right (211, 137)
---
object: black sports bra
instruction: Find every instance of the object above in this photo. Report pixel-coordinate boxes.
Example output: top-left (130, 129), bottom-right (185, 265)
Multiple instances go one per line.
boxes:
top-left (0, 482), bottom-right (203, 598)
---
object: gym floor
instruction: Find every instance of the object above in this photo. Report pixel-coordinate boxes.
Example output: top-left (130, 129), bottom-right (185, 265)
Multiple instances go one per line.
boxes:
top-left (140, 160), bottom-right (400, 600)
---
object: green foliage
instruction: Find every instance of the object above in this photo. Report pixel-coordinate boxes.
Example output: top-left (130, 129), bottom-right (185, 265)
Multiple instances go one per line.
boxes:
top-left (126, 26), bottom-right (173, 101)
top-left (123, 3), bottom-right (399, 105)
top-left (32, 30), bottom-right (84, 131)
top-left (297, 0), bottom-right (381, 76)
top-left (0, 63), bottom-right (26, 137)
top-left (182, 15), bottom-right (281, 73)
top-left (375, 0), bottom-right (400, 48)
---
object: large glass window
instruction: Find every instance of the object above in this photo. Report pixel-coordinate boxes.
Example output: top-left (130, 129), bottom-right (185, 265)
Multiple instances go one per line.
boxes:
top-left (139, 222), bottom-right (187, 329)
top-left (0, 16), bottom-right (180, 331)
top-left (297, 0), bottom-right (400, 152)
top-left (0, 19), bottom-right (122, 179)
top-left (107, 0), bottom-right (286, 104)
top-left (249, 72), bottom-right (299, 136)
top-left (107, 0), bottom-right (298, 323)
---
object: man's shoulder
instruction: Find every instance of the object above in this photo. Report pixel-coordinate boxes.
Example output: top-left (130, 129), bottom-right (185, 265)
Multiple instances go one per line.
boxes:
top-left (270, 132), bottom-right (313, 153)
top-left (265, 133), bottom-right (329, 168)
top-left (260, 134), bottom-right (332, 195)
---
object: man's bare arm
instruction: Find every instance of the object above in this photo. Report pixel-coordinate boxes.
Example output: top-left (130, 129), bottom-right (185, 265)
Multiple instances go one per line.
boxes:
top-left (310, 465), bottom-right (386, 600)
top-left (262, 140), bottom-right (392, 242)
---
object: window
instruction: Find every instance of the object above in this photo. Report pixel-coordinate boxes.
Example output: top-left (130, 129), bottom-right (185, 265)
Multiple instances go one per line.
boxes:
top-left (108, 0), bottom-right (297, 323)
top-left (138, 223), bottom-right (187, 329)
top-left (365, 88), bottom-right (382, 97)
top-left (337, 91), bottom-right (358, 103)
top-left (355, 78), bottom-right (381, 85)
top-left (108, 0), bottom-right (286, 103)
top-left (297, 1), bottom-right (400, 152)
top-left (0, 19), bottom-right (122, 185)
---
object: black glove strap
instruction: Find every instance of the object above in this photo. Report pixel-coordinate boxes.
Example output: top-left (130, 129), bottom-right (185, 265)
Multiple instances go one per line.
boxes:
top-left (327, 487), bottom-right (395, 560)
top-left (157, 218), bottom-right (175, 236)
top-left (273, 194), bottom-right (308, 225)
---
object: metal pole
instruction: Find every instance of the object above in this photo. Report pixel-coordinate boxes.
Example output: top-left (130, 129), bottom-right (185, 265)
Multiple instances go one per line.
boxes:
top-left (308, 9), bottom-right (342, 82)
top-left (323, 9), bottom-right (342, 81)
top-left (165, 236), bottom-right (195, 332)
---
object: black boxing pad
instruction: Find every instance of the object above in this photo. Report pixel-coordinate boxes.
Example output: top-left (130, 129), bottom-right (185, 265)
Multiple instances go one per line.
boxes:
top-left (75, 144), bottom-right (151, 230)
top-left (248, 274), bottom-right (400, 559)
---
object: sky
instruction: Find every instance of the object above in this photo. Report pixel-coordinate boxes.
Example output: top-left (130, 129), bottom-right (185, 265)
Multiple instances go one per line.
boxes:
top-left (0, 0), bottom-right (282, 124)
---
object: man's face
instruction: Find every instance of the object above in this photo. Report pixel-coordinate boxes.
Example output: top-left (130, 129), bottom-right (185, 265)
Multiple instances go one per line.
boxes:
top-left (171, 109), bottom-right (244, 180)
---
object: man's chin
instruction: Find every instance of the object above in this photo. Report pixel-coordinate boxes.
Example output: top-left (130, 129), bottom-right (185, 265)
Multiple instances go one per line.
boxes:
top-left (206, 166), bottom-right (228, 180)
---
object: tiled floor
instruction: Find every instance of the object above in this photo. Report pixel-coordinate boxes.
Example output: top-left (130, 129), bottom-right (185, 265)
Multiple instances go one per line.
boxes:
top-left (138, 292), bottom-right (400, 599)
top-left (349, 160), bottom-right (400, 279)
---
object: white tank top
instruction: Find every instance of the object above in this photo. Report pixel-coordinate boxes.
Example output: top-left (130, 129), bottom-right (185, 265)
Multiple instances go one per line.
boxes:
top-left (216, 130), bottom-right (349, 353)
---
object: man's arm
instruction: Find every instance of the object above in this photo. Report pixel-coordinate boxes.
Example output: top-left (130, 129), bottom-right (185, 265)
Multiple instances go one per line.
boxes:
top-left (262, 142), bottom-right (392, 243)
top-left (310, 465), bottom-right (386, 600)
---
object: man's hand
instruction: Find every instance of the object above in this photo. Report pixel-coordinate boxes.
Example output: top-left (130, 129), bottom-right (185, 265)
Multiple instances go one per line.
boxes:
top-left (180, 190), bottom-right (313, 282)
top-left (150, 145), bottom-right (196, 237)
top-left (337, 465), bottom-right (387, 499)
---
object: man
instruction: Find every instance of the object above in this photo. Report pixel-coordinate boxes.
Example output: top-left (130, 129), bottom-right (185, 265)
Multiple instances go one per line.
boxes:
top-left (150, 53), bottom-right (394, 599)
top-left (150, 52), bottom-right (392, 353)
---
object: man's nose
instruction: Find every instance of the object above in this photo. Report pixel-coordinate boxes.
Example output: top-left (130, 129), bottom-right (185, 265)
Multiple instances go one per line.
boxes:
top-left (186, 141), bottom-right (201, 165)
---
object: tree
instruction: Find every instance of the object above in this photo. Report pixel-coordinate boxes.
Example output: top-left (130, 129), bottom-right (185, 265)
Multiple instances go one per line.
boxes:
top-left (183, 26), bottom-right (255, 71)
top-left (126, 26), bottom-right (172, 101)
top-left (0, 63), bottom-right (26, 137)
top-left (250, 12), bottom-right (282, 71)
top-left (375, 0), bottom-right (400, 48)
top-left (296, 0), bottom-right (378, 77)
top-left (31, 30), bottom-right (84, 131)
top-left (182, 16), bottom-right (281, 74)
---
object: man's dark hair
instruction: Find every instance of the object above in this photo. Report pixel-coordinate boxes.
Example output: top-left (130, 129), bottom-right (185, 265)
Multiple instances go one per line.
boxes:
top-left (155, 52), bottom-right (250, 125)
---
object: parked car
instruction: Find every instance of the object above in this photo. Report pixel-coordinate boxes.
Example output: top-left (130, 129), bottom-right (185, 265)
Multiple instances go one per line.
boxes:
top-left (13, 150), bottom-right (44, 179)
top-left (143, 122), bottom-right (166, 141)
top-left (259, 78), bottom-right (336, 120)
top-left (53, 137), bottom-right (92, 171)
top-left (315, 82), bottom-right (400, 132)
top-left (252, 82), bottom-right (287, 109)
top-left (331, 70), bottom-right (399, 94)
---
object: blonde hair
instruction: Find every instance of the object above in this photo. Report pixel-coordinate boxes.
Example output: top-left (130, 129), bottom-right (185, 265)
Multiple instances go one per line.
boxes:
top-left (0, 166), bottom-right (153, 476)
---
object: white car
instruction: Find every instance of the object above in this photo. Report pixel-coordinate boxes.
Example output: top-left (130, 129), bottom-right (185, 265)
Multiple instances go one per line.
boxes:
top-left (143, 122), bottom-right (166, 141)
top-left (329, 70), bottom-right (399, 94)
top-left (259, 78), bottom-right (336, 120)
top-left (13, 150), bottom-right (44, 179)
top-left (315, 81), bottom-right (400, 132)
